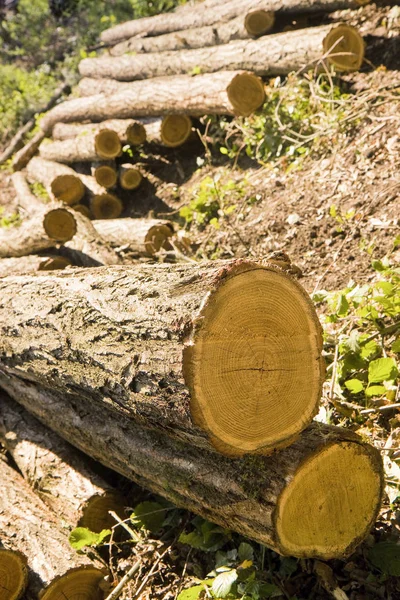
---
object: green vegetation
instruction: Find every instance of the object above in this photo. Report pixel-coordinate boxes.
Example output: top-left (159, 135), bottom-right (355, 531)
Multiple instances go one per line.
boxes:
top-left (0, 207), bottom-right (21, 228)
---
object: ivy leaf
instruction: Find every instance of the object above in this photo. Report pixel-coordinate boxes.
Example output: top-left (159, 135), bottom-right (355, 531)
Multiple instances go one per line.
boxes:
top-left (345, 379), bottom-right (364, 394)
top-left (130, 501), bottom-right (165, 532)
top-left (177, 585), bottom-right (206, 600)
top-left (238, 542), bottom-right (254, 562)
top-left (368, 542), bottom-right (400, 576)
top-left (365, 385), bottom-right (386, 397)
top-left (212, 569), bottom-right (238, 598)
top-left (69, 527), bottom-right (100, 550)
top-left (368, 358), bottom-right (398, 383)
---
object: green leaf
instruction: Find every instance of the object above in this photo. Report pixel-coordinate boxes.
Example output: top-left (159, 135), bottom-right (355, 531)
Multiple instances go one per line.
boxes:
top-left (258, 582), bottom-right (282, 597)
top-left (238, 542), bottom-right (254, 562)
top-left (371, 259), bottom-right (387, 272)
top-left (279, 557), bottom-right (298, 577)
top-left (329, 205), bottom-right (337, 218)
top-left (219, 146), bottom-right (228, 155)
top-left (365, 385), bottom-right (386, 397)
top-left (69, 527), bottom-right (100, 550)
top-left (177, 585), bottom-right (206, 600)
top-left (179, 530), bottom-right (205, 549)
top-left (360, 339), bottom-right (380, 360)
top-left (96, 529), bottom-right (112, 544)
top-left (130, 501), bottom-right (165, 532)
top-left (344, 379), bottom-right (364, 394)
top-left (336, 294), bottom-right (349, 317)
top-left (212, 569), bottom-right (238, 598)
top-left (368, 542), bottom-right (400, 576)
top-left (368, 357), bottom-right (398, 383)
top-left (392, 338), bottom-right (400, 353)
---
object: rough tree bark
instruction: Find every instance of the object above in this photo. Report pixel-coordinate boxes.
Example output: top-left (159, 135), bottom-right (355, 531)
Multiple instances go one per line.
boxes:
top-left (39, 129), bottom-right (122, 163)
top-left (81, 24), bottom-right (364, 81)
top-left (0, 254), bottom-right (71, 278)
top-left (0, 260), bottom-right (324, 456)
top-left (41, 71), bottom-right (265, 134)
top-left (0, 392), bottom-right (126, 532)
top-left (26, 157), bottom-right (85, 205)
top-left (0, 456), bottom-right (105, 598)
top-left (92, 218), bottom-right (174, 256)
top-left (62, 210), bottom-right (121, 266)
top-left (12, 131), bottom-right (46, 171)
top-left (53, 119), bottom-right (147, 145)
top-left (0, 373), bottom-right (383, 560)
top-left (100, 0), bottom-right (367, 44)
top-left (109, 12), bottom-right (275, 57)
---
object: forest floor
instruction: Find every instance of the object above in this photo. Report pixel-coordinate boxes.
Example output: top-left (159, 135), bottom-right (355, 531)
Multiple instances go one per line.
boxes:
top-left (0, 2), bottom-right (399, 600)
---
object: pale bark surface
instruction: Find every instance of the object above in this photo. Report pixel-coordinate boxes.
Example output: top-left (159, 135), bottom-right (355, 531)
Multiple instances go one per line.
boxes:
top-left (0, 455), bottom-right (94, 594)
top-left (39, 131), bottom-right (120, 163)
top-left (0, 213), bottom-right (64, 258)
top-left (100, 0), bottom-right (365, 44)
top-left (0, 373), bottom-right (382, 559)
top-left (11, 170), bottom-right (48, 212)
top-left (62, 210), bottom-right (121, 266)
top-left (0, 254), bottom-right (70, 278)
top-left (41, 72), bottom-right (246, 133)
top-left (93, 218), bottom-right (174, 255)
top-left (53, 119), bottom-right (143, 142)
top-left (26, 157), bottom-right (85, 204)
top-left (81, 25), bottom-right (331, 81)
top-left (0, 392), bottom-right (113, 528)
top-left (12, 131), bottom-right (45, 171)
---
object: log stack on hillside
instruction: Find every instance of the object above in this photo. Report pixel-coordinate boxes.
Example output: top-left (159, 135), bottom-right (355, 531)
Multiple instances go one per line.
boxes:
top-left (0, 1), bottom-right (382, 591)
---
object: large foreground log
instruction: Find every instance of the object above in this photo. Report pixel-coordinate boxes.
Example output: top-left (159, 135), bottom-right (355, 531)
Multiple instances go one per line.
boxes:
top-left (41, 72), bottom-right (266, 134)
top-left (0, 392), bottom-right (126, 532)
top-left (93, 218), bottom-right (174, 256)
top-left (81, 24), bottom-right (364, 82)
top-left (26, 157), bottom-right (85, 205)
top-left (100, 0), bottom-right (367, 44)
top-left (0, 372), bottom-right (383, 560)
top-left (0, 456), bottom-right (105, 598)
top-left (39, 129), bottom-right (122, 163)
top-left (0, 260), bottom-right (324, 456)
top-left (109, 11), bottom-right (275, 57)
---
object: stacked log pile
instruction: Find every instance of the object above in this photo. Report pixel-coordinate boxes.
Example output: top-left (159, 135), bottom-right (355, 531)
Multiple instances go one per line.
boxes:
top-left (0, 0), bottom-right (383, 596)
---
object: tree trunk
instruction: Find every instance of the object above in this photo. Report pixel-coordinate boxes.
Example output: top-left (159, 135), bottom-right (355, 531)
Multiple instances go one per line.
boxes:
top-left (100, 0), bottom-right (367, 44)
top-left (109, 12), bottom-right (275, 57)
top-left (81, 24), bottom-right (364, 82)
top-left (26, 157), bottom-right (85, 205)
top-left (93, 218), bottom-right (174, 256)
top-left (0, 372), bottom-right (383, 560)
top-left (0, 392), bottom-right (126, 532)
top-left (0, 456), bottom-right (105, 597)
top-left (0, 254), bottom-right (71, 278)
top-left (53, 119), bottom-right (147, 146)
top-left (41, 71), bottom-right (265, 134)
top-left (0, 260), bottom-right (324, 456)
top-left (39, 129), bottom-right (122, 163)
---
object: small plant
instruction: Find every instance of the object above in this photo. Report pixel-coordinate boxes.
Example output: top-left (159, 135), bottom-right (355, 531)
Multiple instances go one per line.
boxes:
top-left (30, 182), bottom-right (50, 202)
top-left (0, 207), bottom-right (21, 228)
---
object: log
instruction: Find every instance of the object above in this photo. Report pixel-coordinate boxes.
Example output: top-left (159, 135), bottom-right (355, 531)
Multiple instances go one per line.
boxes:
top-left (92, 160), bottom-right (118, 188)
top-left (26, 157), bottom-right (85, 205)
top-left (0, 372), bottom-right (383, 560)
top-left (41, 71), bottom-right (266, 134)
top-left (100, 0), bottom-right (368, 44)
top-left (93, 218), bottom-right (174, 256)
top-left (0, 548), bottom-right (28, 600)
top-left (0, 456), bottom-right (105, 597)
top-left (53, 119), bottom-right (147, 146)
top-left (81, 24), bottom-right (364, 82)
top-left (109, 11), bottom-right (275, 57)
top-left (0, 254), bottom-right (71, 278)
top-left (0, 392), bottom-right (126, 532)
top-left (76, 173), bottom-right (124, 220)
top-left (12, 130), bottom-right (45, 172)
top-left (118, 164), bottom-right (143, 190)
top-left (39, 128), bottom-right (122, 163)
top-left (0, 259), bottom-right (324, 456)
top-left (62, 210), bottom-right (121, 266)
top-left (71, 203), bottom-right (92, 219)
top-left (144, 116), bottom-right (193, 148)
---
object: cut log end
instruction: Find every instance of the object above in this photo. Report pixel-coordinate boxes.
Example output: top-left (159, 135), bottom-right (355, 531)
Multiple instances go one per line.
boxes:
top-left (90, 194), bottom-right (123, 219)
top-left (0, 548), bottom-right (28, 600)
top-left (119, 166), bottom-right (143, 190)
top-left (43, 209), bottom-right (77, 242)
top-left (145, 223), bottom-right (174, 255)
top-left (79, 491), bottom-right (127, 533)
top-left (227, 72), bottom-right (265, 117)
top-left (126, 122), bottom-right (147, 145)
top-left (40, 566), bottom-right (106, 600)
top-left (161, 115), bottom-right (192, 147)
top-left (95, 129), bottom-right (122, 159)
top-left (94, 164), bottom-right (118, 189)
top-left (244, 10), bottom-right (275, 37)
top-left (72, 204), bottom-right (92, 219)
top-left (38, 256), bottom-right (72, 271)
top-left (184, 261), bottom-right (325, 455)
top-left (276, 441), bottom-right (383, 559)
top-left (51, 174), bottom-right (85, 205)
top-left (323, 25), bottom-right (365, 72)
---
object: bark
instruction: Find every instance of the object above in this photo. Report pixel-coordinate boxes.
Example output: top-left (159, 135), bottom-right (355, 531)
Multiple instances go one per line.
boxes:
top-left (0, 254), bottom-right (71, 278)
top-left (53, 119), bottom-right (146, 145)
top-left (12, 131), bottom-right (46, 172)
top-left (100, 0), bottom-right (367, 44)
top-left (81, 24), bottom-right (363, 82)
top-left (92, 218), bottom-right (174, 256)
top-left (0, 392), bottom-right (125, 532)
top-left (0, 372), bottom-right (383, 560)
top-left (0, 260), bottom-right (324, 456)
top-left (26, 157), bottom-right (85, 205)
top-left (109, 12), bottom-right (274, 57)
top-left (62, 210), bottom-right (121, 266)
top-left (0, 456), bottom-right (101, 596)
top-left (39, 129), bottom-right (122, 163)
top-left (41, 71), bottom-right (264, 134)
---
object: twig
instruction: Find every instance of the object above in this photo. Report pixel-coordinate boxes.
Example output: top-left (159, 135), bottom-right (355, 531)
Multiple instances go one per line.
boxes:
top-left (105, 558), bottom-right (142, 600)
top-left (109, 510), bottom-right (141, 543)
